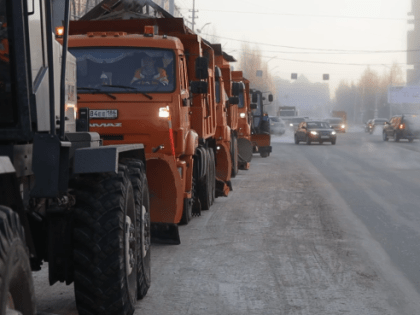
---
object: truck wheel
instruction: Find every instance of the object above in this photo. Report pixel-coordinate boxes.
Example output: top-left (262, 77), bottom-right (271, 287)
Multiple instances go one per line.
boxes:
top-left (122, 160), bottom-right (151, 300)
top-left (260, 151), bottom-right (269, 158)
top-left (231, 135), bottom-right (239, 178)
top-left (294, 135), bottom-right (299, 144)
top-left (71, 165), bottom-right (138, 315)
top-left (0, 206), bottom-right (35, 315)
top-left (383, 132), bottom-right (388, 141)
top-left (198, 149), bottom-right (213, 211)
top-left (208, 149), bottom-right (216, 206)
top-left (394, 132), bottom-right (400, 142)
top-left (306, 136), bottom-right (311, 145)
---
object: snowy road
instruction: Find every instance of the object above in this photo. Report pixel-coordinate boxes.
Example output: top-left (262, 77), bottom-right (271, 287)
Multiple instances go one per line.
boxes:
top-left (35, 128), bottom-right (420, 314)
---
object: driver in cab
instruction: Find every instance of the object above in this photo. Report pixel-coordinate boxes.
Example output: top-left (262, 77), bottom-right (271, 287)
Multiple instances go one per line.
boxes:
top-left (130, 56), bottom-right (169, 86)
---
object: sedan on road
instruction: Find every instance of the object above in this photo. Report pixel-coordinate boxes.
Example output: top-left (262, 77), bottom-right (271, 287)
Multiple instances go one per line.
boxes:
top-left (269, 116), bottom-right (286, 135)
top-left (326, 117), bottom-right (346, 133)
top-left (282, 117), bottom-right (307, 131)
top-left (367, 118), bottom-right (388, 134)
top-left (295, 120), bottom-right (337, 145)
top-left (383, 114), bottom-right (420, 142)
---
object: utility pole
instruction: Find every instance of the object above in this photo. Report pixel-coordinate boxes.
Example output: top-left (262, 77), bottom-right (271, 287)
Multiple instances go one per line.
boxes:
top-left (189, 0), bottom-right (198, 32)
top-left (168, 0), bottom-right (174, 15)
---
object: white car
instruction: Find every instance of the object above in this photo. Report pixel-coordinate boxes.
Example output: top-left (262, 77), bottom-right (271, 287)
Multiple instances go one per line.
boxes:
top-left (269, 116), bottom-right (286, 135)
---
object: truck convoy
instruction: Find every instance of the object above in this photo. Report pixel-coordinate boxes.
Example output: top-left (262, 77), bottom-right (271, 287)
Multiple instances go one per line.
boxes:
top-left (66, 2), bottom-right (243, 245)
top-left (0, 0), bottom-right (275, 314)
top-left (0, 0), bottom-right (151, 314)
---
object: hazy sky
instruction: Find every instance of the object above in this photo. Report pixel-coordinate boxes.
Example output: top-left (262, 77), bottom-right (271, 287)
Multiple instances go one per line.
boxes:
top-left (175, 0), bottom-right (412, 97)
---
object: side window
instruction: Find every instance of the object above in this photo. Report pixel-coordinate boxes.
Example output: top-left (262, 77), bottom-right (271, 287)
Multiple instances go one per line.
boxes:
top-left (28, 0), bottom-right (46, 85)
top-left (179, 57), bottom-right (186, 91)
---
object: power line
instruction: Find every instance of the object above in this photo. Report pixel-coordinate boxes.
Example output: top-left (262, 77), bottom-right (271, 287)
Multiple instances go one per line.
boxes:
top-left (238, 52), bottom-right (408, 67)
top-left (201, 33), bottom-right (411, 53)
top-left (198, 9), bottom-right (414, 21)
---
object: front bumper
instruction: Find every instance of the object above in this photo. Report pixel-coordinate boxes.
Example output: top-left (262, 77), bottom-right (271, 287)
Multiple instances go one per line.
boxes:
top-left (309, 134), bottom-right (336, 142)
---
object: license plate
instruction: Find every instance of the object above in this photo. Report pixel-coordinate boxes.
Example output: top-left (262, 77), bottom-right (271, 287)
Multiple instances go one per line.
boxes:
top-left (90, 109), bottom-right (118, 119)
top-left (321, 136), bottom-right (330, 139)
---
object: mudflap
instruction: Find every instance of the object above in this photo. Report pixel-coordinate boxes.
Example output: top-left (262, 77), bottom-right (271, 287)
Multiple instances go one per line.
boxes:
top-left (191, 196), bottom-right (201, 217)
top-left (215, 177), bottom-right (230, 197)
top-left (151, 223), bottom-right (180, 245)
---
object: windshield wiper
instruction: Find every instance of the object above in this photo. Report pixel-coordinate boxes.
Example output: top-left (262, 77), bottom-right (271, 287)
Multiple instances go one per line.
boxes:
top-left (77, 87), bottom-right (116, 100)
top-left (104, 85), bottom-right (154, 100)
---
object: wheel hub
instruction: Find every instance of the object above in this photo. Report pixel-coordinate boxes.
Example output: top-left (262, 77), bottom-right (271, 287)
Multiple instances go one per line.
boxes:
top-left (141, 205), bottom-right (150, 258)
top-left (6, 292), bottom-right (21, 315)
top-left (125, 216), bottom-right (135, 275)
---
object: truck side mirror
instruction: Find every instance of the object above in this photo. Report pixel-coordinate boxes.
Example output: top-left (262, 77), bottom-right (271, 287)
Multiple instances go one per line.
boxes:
top-left (268, 94), bottom-right (273, 102)
top-left (195, 57), bottom-right (209, 79)
top-left (191, 81), bottom-right (208, 94)
top-left (215, 66), bottom-right (222, 79)
top-left (229, 96), bottom-right (239, 105)
top-left (250, 103), bottom-right (257, 110)
top-left (251, 93), bottom-right (258, 103)
top-left (232, 82), bottom-right (245, 96)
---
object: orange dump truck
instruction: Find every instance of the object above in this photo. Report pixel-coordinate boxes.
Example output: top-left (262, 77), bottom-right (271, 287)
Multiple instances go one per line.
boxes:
top-left (250, 89), bottom-right (273, 158)
top-left (211, 45), bottom-right (240, 178)
top-left (232, 71), bottom-right (254, 169)
top-left (67, 16), bottom-right (223, 244)
top-left (212, 44), bottom-right (244, 186)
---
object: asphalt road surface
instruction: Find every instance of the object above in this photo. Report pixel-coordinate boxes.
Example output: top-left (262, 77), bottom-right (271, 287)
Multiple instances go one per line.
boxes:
top-left (35, 126), bottom-right (420, 314)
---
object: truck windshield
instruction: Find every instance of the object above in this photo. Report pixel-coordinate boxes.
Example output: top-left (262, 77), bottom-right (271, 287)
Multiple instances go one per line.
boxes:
top-left (0, 1), bottom-right (15, 125)
top-left (70, 48), bottom-right (176, 93)
top-left (238, 91), bottom-right (245, 108)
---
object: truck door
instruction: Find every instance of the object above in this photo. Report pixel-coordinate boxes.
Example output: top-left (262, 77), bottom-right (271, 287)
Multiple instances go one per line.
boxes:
top-left (0, 1), bottom-right (15, 126)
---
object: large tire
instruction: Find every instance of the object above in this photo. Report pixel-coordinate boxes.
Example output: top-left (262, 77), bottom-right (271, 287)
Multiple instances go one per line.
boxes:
top-left (394, 132), bottom-right (400, 142)
top-left (71, 164), bottom-right (138, 315)
top-left (208, 149), bottom-right (216, 206)
top-left (231, 135), bottom-right (239, 178)
top-left (383, 132), bottom-right (388, 141)
top-left (0, 206), bottom-right (35, 315)
top-left (331, 139), bottom-right (336, 145)
top-left (306, 136), bottom-right (311, 145)
top-left (294, 135), bottom-right (299, 144)
top-left (198, 149), bottom-right (213, 211)
top-left (122, 160), bottom-right (151, 300)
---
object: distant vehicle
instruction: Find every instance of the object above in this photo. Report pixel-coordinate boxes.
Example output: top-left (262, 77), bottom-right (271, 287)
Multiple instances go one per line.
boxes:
top-left (368, 118), bottom-right (388, 134)
top-left (278, 106), bottom-right (298, 117)
top-left (282, 116), bottom-right (307, 131)
top-left (326, 117), bottom-right (346, 133)
top-left (294, 120), bottom-right (337, 145)
top-left (269, 116), bottom-right (286, 135)
top-left (365, 119), bottom-right (373, 133)
top-left (383, 114), bottom-right (420, 142)
top-left (332, 110), bottom-right (347, 130)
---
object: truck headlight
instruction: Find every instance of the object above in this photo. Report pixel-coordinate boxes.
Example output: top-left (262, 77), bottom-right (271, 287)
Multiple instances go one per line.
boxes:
top-left (159, 106), bottom-right (170, 118)
top-left (331, 131), bottom-right (336, 135)
top-left (290, 123), bottom-right (293, 127)
top-left (240, 113), bottom-right (246, 118)
top-left (310, 131), bottom-right (318, 135)
top-left (341, 124), bottom-right (345, 128)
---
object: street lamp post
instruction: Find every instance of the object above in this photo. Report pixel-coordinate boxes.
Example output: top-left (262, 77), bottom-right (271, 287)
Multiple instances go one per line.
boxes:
top-left (196, 22), bottom-right (211, 34)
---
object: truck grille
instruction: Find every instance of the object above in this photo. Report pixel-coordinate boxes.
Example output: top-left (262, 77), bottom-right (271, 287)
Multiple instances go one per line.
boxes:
top-left (101, 134), bottom-right (124, 141)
